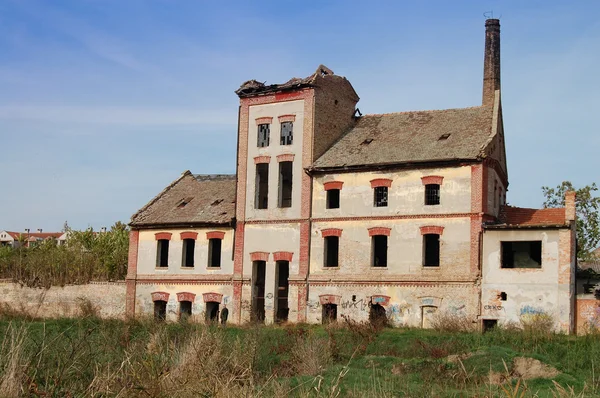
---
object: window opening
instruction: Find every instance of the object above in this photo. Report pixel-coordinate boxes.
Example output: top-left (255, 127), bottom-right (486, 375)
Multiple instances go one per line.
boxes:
top-left (324, 236), bottom-right (339, 267)
top-left (208, 238), bottom-right (222, 268)
top-left (154, 300), bottom-right (167, 321)
top-left (425, 184), bottom-right (440, 206)
top-left (501, 241), bottom-right (542, 268)
top-left (483, 319), bottom-right (498, 332)
top-left (322, 303), bottom-right (337, 324)
top-left (182, 239), bottom-right (195, 267)
top-left (275, 261), bottom-right (289, 323)
top-left (278, 161), bottom-right (293, 208)
top-left (251, 261), bottom-right (266, 323)
top-left (280, 121), bottom-right (293, 145)
top-left (257, 123), bottom-right (270, 147)
top-left (180, 301), bottom-right (192, 320)
top-left (423, 234), bottom-right (440, 267)
top-left (374, 186), bottom-right (388, 207)
top-left (255, 163), bottom-right (269, 209)
top-left (500, 292), bottom-right (507, 301)
top-left (205, 302), bottom-right (220, 323)
top-left (372, 235), bottom-right (388, 267)
top-left (327, 189), bottom-right (340, 209)
top-left (156, 239), bottom-right (169, 267)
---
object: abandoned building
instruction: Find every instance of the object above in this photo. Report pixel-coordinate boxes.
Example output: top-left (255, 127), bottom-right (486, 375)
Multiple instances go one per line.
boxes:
top-left (127, 19), bottom-right (580, 333)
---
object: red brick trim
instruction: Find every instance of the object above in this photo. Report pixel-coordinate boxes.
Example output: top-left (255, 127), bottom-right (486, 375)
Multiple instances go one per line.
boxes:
top-left (368, 227), bottom-right (391, 237)
top-left (370, 178), bottom-right (392, 188)
top-left (176, 292), bottom-right (196, 302)
top-left (273, 251), bottom-right (293, 262)
top-left (155, 232), bottom-right (172, 241)
top-left (255, 116), bottom-right (273, 125)
top-left (278, 114), bottom-right (296, 123)
top-left (250, 251), bottom-right (269, 262)
top-left (127, 230), bottom-right (139, 280)
top-left (180, 231), bottom-right (198, 240)
top-left (319, 294), bottom-right (342, 305)
top-left (420, 226), bottom-right (444, 235)
top-left (371, 295), bottom-right (391, 306)
top-left (125, 280), bottom-right (136, 317)
top-left (324, 181), bottom-right (344, 191)
top-left (421, 176), bottom-right (444, 185)
top-left (202, 292), bottom-right (223, 303)
top-left (321, 228), bottom-right (342, 238)
top-left (151, 291), bottom-right (170, 302)
top-left (254, 156), bottom-right (271, 164)
top-left (276, 154), bottom-right (295, 162)
top-left (206, 231), bottom-right (225, 240)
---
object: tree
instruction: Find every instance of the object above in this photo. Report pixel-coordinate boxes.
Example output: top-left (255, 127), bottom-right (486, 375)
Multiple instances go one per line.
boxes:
top-left (542, 181), bottom-right (600, 261)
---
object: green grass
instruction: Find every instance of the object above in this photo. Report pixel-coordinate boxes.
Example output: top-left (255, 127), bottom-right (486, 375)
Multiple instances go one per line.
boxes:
top-left (0, 316), bottom-right (599, 397)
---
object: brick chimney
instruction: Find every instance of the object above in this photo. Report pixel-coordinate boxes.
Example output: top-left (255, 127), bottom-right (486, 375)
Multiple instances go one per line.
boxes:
top-left (565, 191), bottom-right (576, 222)
top-left (482, 19), bottom-right (501, 106)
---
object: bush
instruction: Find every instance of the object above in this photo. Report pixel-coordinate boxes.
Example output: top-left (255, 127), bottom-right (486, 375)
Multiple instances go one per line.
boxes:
top-left (431, 312), bottom-right (477, 333)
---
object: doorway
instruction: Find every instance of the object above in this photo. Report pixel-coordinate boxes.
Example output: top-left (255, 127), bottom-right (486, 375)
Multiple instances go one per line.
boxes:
top-left (421, 306), bottom-right (437, 329)
top-left (180, 301), bottom-right (192, 321)
top-left (275, 261), bottom-right (289, 323)
top-left (369, 303), bottom-right (387, 326)
top-left (251, 261), bottom-right (266, 322)
top-left (205, 301), bottom-right (220, 322)
top-left (154, 300), bottom-right (167, 321)
top-left (322, 303), bottom-right (337, 324)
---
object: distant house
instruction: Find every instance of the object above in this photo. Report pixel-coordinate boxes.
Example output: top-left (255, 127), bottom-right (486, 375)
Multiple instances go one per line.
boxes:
top-left (0, 230), bottom-right (67, 248)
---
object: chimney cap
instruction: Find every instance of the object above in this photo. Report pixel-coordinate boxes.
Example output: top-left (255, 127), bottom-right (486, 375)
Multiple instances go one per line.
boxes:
top-left (485, 19), bottom-right (500, 27)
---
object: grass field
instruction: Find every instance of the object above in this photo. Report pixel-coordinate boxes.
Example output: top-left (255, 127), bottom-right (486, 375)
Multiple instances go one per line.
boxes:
top-left (0, 313), bottom-right (599, 397)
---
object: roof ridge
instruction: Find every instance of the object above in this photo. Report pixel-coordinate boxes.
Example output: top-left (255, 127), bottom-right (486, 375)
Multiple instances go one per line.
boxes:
top-left (361, 105), bottom-right (490, 118)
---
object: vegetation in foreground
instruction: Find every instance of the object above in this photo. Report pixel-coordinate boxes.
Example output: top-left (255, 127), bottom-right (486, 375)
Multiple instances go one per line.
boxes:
top-left (0, 308), bottom-right (599, 397)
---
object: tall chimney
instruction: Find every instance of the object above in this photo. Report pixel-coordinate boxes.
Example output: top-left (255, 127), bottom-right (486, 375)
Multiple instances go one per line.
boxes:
top-left (482, 19), bottom-right (501, 106)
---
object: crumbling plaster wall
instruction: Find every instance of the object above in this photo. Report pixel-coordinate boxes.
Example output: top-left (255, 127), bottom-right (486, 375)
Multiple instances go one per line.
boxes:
top-left (136, 228), bottom-right (234, 275)
top-left (134, 283), bottom-right (233, 323)
top-left (312, 166), bottom-right (472, 218)
top-left (245, 100), bottom-right (305, 221)
top-left (0, 281), bottom-right (125, 318)
top-left (306, 284), bottom-right (479, 327)
top-left (482, 229), bottom-right (572, 332)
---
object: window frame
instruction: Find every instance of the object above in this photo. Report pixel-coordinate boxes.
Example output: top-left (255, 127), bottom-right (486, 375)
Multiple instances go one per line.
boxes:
top-left (424, 184), bottom-right (441, 206)
top-left (207, 237), bottom-right (223, 268)
top-left (156, 239), bottom-right (169, 268)
top-left (280, 121), bottom-right (293, 145)
top-left (257, 123), bottom-right (270, 147)
top-left (181, 238), bottom-right (195, 267)
top-left (423, 234), bottom-right (440, 267)
top-left (324, 236), bottom-right (339, 268)
top-left (500, 241), bottom-right (542, 269)
top-left (278, 161), bottom-right (293, 208)
top-left (326, 189), bottom-right (340, 209)
top-left (255, 163), bottom-right (269, 209)
top-left (371, 235), bottom-right (388, 267)
top-left (373, 186), bottom-right (388, 207)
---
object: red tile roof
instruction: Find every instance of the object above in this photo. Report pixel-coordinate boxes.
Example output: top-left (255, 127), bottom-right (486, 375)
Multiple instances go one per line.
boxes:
top-left (3, 231), bottom-right (64, 240)
top-left (499, 206), bottom-right (566, 227)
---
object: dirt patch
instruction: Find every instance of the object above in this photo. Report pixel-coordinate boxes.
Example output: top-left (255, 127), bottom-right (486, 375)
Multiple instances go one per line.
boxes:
top-left (512, 357), bottom-right (559, 379)
top-left (488, 371), bottom-right (508, 385)
top-left (446, 350), bottom-right (485, 363)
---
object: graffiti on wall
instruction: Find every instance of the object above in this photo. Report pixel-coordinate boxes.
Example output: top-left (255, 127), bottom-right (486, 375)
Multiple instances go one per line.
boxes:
top-left (581, 303), bottom-right (600, 328)
top-left (520, 305), bottom-right (544, 316)
top-left (385, 303), bottom-right (411, 323)
top-left (340, 298), bottom-right (369, 312)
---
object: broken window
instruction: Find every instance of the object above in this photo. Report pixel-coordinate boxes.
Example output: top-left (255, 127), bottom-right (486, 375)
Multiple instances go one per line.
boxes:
top-left (324, 236), bottom-right (339, 267)
top-left (423, 234), bottom-right (440, 267)
top-left (257, 123), bottom-right (270, 147)
top-left (374, 186), bottom-right (388, 207)
top-left (180, 301), bottom-right (192, 320)
top-left (280, 121), bottom-right (293, 145)
top-left (156, 239), bottom-right (169, 267)
top-left (372, 235), bottom-right (387, 267)
top-left (182, 238), bottom-right (195, 267)
top-left (255, 163), bottom-right (269, 209)
top-left (501, 241), bottom-right (542, 269)
top-left (327, 189), bottom-right (340, 209)
top-left (425, 184), bottom-right (440, 206)
top-left (208, 238), bottom-right (222, 268)
top-left (278, 161), bottom-right (293, 208)
top-left (154, 300), bottom-right (167, 321)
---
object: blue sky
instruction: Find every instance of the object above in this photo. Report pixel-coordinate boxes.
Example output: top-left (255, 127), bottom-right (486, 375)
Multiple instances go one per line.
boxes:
top-left (1, 0), bottom-right (599, 231)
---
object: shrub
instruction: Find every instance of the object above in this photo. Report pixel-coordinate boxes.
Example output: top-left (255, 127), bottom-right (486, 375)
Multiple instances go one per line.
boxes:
top-left (431, 312), bottom-right (477, 333)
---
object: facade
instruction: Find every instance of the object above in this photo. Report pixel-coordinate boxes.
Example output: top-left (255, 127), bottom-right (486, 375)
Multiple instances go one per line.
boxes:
top-left (126, 19), bottom-right (578, 332)
top-left (0, 230), bottom-right (67, 248)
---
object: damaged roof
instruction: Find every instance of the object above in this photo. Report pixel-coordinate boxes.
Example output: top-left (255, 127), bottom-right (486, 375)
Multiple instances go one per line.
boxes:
top-left (486, 205), bottom-right (568, 228)
top-left (236, 65), bottom-right (335, 97)
top-left (130, 171), bottom-right (236, 227)
top-left (312, 106), bottom-right (494, 170)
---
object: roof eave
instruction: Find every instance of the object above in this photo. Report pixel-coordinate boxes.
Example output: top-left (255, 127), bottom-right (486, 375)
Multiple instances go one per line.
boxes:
top-left (483, 224), bottom-right (570, 230)
top-left (308, 157), bottom-right (482, 174)
top-left (129, 220), bottom-right (235, 230)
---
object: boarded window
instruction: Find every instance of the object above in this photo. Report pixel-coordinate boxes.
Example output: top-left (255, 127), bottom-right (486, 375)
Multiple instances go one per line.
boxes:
top-left (501, 241), bottom-right (542, 268)
top-left (374, 186), bottom-right (388, 207)
top-left (327, 189), bottom-right (340, 209)
top-left (257, 123), bottom-right (270, 147)
top-left (278, 161), bottom-right (293, 208)
top-left (180, 301), bottom-right (192, 320)
top-left (372, 235), bottom-right (387, 267)
top-left (255, 163), bottom-right (269, 209)
top-left (182, 238), bottom-right (195, 267)
top-left (154, 300), bottom-right (167, 321)
top-left (156, 239), bottom-right (169, 267)
top-left (280, 121), bottom-right (293, 145)
top-left (208, 238), bottom-right (222, 267)
top-left (423, 234), bottom-right (440, 267)
top-left (425, 184), bottom-right (440, 205)
top-left (324, 236), bottom-right (339, 267)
